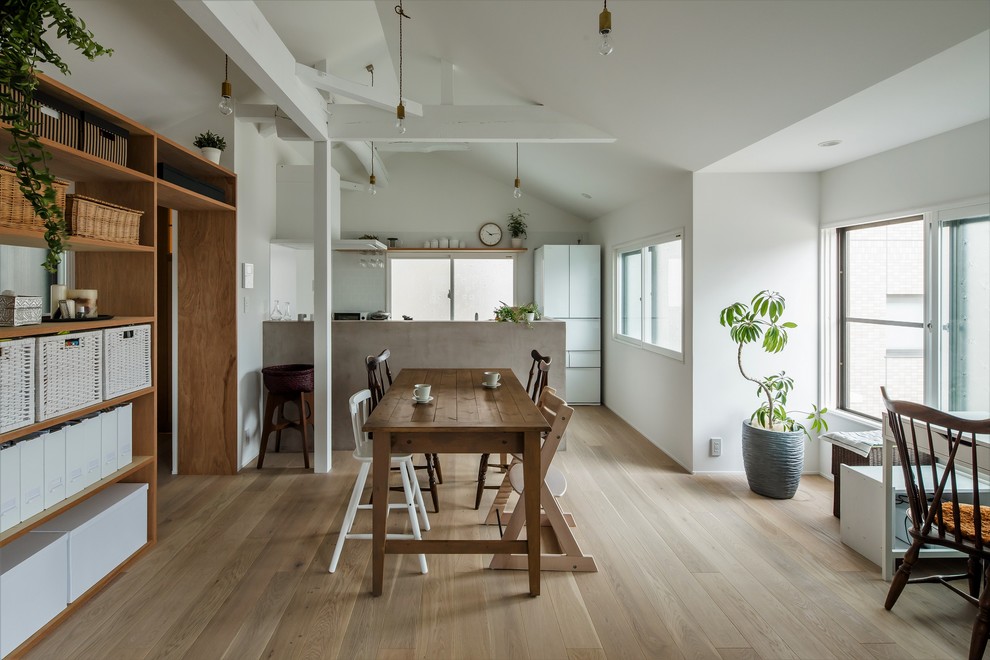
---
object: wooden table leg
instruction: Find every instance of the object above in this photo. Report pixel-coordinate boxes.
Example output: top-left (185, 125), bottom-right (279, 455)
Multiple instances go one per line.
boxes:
top-left (523, 429), bottom-right (541, 595)
top-left (372, 430), bottom-right (390, 596)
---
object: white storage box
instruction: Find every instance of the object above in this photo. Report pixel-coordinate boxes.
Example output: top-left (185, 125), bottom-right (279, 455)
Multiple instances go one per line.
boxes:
top-left (43, 427), bottom-right (66, 509)
top-left (0, 532), bottom-right (68, 657)
top-left (116, 403), bottom-right (133, 466)
top-left (103, 325), bottom-right (151, 399)
top-left (0, 294), bottom-right (42, 327)
top-left (63, 421), bottom-right (88, 498)
top-left (81, 415), bottom-right (102, 489)
top-left (0, 442), bottom-right (20, 533)
top-left (34, 482), bottom-right (148, 602)
top-left (18, 435), bottom-right (45, 521)
top-left (0, 337), bottom-right (35, 433)
top-left (100, 409), bottom-right (118, 478)
top-left (36, 331), bottom-right (102, 421)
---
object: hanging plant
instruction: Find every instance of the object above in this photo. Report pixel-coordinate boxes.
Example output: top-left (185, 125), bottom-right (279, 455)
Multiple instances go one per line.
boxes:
top-left (0, 1), bottom-right (113, 272)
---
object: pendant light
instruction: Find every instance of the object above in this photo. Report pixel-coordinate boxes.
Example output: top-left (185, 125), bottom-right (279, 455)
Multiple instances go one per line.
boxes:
top-left (395, 1), bottom-right (410, 134)
top-left (218, 54), bottom-right (234, 116)
top-left (598, 1), bottom-right (613, 56)
top-left (513, 143), bottom-right (522, 199)
top-left (369, 142), bottom-right (378, 195)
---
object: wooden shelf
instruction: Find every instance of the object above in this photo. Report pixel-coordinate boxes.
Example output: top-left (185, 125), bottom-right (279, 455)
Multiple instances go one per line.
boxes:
top-left (157, 179), bottom-right (235, 212)
top-left (35, 72), bottom-right (154, 138)
top-left (0, 130), bottom-right (154, 184)
top-left (0, 455), bottom-right (154, 547)
top-left (0, 316), bottom-right (154, 340)
top-left (0, 386), bottom-right (154, 444)
top-left (380, 248), bottom-right (527, 254)
top-left (0, 225), bottom-right (155, 253)
top-left (157, 135), bottom-right (235, 180)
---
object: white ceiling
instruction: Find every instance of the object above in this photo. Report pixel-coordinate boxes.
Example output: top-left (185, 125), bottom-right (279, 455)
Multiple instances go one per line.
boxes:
top-left (50, 1), bottom-right (990, 220)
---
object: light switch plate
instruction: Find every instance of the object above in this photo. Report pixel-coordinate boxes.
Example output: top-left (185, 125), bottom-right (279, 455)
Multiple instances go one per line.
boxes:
top-left (241, 263), bottom-right (254, 289)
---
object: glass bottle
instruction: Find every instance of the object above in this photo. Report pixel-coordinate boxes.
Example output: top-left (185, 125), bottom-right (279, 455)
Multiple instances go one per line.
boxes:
top-left (270, 300), bottom-right (282, 321)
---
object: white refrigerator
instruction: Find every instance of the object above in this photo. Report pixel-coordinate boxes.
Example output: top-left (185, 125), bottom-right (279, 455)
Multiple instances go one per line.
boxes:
top-left (534, 245), bottom-right (601, 404)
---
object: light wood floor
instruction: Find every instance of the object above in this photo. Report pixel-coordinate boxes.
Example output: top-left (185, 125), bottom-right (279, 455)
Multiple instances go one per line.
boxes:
top-left (27, 406), bottom-right (975, 659)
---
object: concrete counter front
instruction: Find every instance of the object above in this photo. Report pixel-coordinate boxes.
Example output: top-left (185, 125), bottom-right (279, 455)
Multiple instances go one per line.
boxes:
top-left (263, 320), bottom-right (566, 449)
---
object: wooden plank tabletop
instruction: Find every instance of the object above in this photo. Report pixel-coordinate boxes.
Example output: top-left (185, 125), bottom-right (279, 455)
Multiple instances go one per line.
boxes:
top-left (364, 368), bottom-right (550, 433)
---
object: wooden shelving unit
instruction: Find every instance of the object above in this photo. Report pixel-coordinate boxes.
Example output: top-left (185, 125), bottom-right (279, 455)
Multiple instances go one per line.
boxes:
top-left (0, 71), bottom-right (237, 656)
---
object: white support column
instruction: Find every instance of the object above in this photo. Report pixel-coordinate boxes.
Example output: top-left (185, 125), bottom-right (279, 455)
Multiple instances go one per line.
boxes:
top-left (313, 141), bottom-right (334, 472)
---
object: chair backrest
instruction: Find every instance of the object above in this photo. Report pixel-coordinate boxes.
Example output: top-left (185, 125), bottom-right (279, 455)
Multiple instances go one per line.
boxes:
top-left (349, 389), bottom-right (374, 455)
top-left (526, 349), bottom-right (552, 403)
top-left (882, 387), bottom-right (990, 554)
top-left (534, 387), bottom-right (573, 480)
top-left (366, 348), bottom-right (393, 408)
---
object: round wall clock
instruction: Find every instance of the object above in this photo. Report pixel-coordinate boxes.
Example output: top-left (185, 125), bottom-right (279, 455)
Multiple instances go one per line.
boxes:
top-left (479, 222), bottom-right (503, 246)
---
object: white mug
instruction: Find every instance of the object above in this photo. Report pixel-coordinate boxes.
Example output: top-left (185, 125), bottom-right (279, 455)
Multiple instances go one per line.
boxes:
top-left (414, 383), bottom-right (431, 401)
top-left (483, 371), bottom-right (501, 387)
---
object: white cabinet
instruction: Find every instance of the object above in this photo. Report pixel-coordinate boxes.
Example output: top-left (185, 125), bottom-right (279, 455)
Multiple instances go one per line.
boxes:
top-left (0, 532), bottom-right (68, 657)
top-left (535, 245), bottom-right (601, 404)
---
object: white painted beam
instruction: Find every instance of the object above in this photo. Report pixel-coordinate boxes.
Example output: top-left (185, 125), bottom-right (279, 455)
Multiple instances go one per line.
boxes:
top-left (297, 63), bottom-right (423, 117)
top-left (340, 180), bottom-right (365, 192)
top-left (327, 105), bottom-right (615, 143)
top-left (440, 60), bottom-right (454, 105)
top-left (342, 142), bottom-right (389, 187)
top-left (177, 0), bottom-right (328, 141)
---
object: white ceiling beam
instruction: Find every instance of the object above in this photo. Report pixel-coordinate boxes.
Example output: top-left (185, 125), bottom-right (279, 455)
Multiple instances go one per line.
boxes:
top-left (327, 105), bottom-right (616, 143)
top-left (440, 60), bottom-right (454, 105)
top-left (296, 63), bottom-right (423, 117)
top-left (340, 180), bottom-right (365, 192)
top-left (176, 0), bottom-right (328, 141)
top-left (343, 142), bottom-right (390, 187)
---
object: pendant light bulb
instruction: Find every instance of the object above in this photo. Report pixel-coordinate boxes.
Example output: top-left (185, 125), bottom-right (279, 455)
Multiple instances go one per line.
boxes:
top-left (368, 174), bottom-right (377, 196)
top-left (598, 2), bottom-right (613, 56)
top-left (512, 143), bottom-right (522, 198)
top-left (218, 55), bottom-right (234, 115)
top-left (396, 103), bottom-right (407, 135)
top-left (513, 179), bottom-right (522, 199)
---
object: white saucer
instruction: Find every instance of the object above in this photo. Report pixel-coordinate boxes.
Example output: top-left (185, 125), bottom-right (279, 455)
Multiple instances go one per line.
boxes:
top-left (412, 395), bottom-right (434, 404)
top-left (482, 382), bottom-right (501, 389)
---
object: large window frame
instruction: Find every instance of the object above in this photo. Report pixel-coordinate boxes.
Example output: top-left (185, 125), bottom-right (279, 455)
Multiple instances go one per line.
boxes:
top-left (386, 251), bottom-right (517, 321)
top-left (831, 202), bottom-right (989, 420)
top-left (612, 229), bottom-right (684, 361)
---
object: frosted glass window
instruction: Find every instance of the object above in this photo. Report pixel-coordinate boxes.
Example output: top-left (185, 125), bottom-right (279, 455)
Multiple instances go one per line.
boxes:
top-left (389, 255), bottom-right (515, 321)
top-left (453, 258), bottom-right (514, 321)
top-left (390, 259), bottom-right (450, 320)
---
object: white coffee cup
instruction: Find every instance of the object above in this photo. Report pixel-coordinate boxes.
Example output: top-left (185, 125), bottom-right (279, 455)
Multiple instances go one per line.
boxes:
top-left (483, 371), bottom-right (501, 387)
top-left (414, 384), bottom-right (431, 401)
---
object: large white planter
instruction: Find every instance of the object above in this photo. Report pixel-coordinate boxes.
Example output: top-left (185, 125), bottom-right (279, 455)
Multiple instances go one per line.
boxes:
top-left (200, 147), bottom-right (221, 164)
top-left (511, 237), bottom-right (523, 248)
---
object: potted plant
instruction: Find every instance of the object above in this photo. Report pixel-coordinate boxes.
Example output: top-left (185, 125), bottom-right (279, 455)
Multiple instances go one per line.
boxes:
top-left (1, 1), bottom-right (113, 273)
top-left (193, 130), bottom-right (226, 163)
top-left (719, 290), bottom-right (827, 499)
top-left (494, 301), bottom-right (540, 327)
top-left (507, 208), bottom-right (528, 248)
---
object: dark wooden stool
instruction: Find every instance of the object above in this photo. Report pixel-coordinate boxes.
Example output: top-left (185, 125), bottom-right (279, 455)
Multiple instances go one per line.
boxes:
top-left (258, 364), bottom-right (314, 469)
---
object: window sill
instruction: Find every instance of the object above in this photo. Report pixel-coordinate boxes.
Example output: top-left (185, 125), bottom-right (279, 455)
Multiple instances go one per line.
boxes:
top-left (826, 408), bottom-right (882, 430)
top-left (611, 333), bottom-right (684, 362)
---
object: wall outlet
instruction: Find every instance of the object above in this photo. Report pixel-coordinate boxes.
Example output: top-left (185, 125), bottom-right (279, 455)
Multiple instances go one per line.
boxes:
top-left (710, 437), bottom-right (722, 457)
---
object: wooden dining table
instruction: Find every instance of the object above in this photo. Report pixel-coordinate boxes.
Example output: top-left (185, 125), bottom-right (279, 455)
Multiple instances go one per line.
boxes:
top-left (363, 367), bottom-right (550, 596)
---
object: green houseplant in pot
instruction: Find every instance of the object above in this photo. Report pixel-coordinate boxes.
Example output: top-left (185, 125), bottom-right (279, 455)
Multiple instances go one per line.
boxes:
top-left (193, 130), bottom-right (226, 164)
top-left (719, 290), bottom-right (827, 499)
top-left (507, 208), bottom-right (528, 248)
top-left (1, 1), bottom-right (113, 272)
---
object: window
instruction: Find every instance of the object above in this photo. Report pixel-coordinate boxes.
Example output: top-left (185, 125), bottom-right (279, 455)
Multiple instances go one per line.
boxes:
top-left (614, 230), bottom-right (683, 359)
top-left (389, 253), bottom-right (515, 321)
top-left (837, 206), bottom-right (989, 419)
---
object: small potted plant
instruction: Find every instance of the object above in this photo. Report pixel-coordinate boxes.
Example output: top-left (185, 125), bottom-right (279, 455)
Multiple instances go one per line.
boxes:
top-left (719, 290), bottom-right (827, 499)
top-left (193, 130), bottom-right (227, 164)
top-left (493, 301), bottom-right (540, 327)
top-left (507, 208), bottom-right (529, 248)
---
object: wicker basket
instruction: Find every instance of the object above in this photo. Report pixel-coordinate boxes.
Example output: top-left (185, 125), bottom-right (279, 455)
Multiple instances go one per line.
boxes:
top-left (103, 324), bottom-right (152, 399)
top-left (0, 163), bottom-right (69, 231)
top-left (36, 330), bottom-right (103, 421)
top-left (65, 194), bottom-right (142, 245)
top-left (0, 338), bottom-right (36, 433)
top-left (262, 364), bottom-right (314, 394)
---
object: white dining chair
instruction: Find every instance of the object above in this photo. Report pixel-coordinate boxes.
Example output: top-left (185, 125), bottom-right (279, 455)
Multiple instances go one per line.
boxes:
top-left (329, 389), bottom-right (429, 574)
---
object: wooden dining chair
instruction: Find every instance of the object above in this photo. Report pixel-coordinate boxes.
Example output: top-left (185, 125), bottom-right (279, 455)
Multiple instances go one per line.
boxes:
top-left (474, 349), bottom-right (551, 509)
top-left (329, 389), bottom-right (428, 574)
top-left (366, 349), bottom-right (443, 511)
top-left (881, 387), bottom-right (990, 660)
top-left (488, 388), bottom-right (597, 572)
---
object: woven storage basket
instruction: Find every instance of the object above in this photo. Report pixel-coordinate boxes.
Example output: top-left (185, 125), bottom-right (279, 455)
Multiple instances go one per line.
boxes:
top-left (0, 164), bottom-right (69, 231)
top-left (0, 338), bottom-right (36, 433)
top-left (65, 194), bottom-right (142, 245)
top-left (262, 364), bottom-right (314, 394)
top-left (103, 324), bottom-right (152, 399)
top-left (36, 330), bottom-right (103, 421)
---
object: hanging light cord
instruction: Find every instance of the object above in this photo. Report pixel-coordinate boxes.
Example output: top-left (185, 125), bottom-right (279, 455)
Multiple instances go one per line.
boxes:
top-left (395, 2), bottom-right (410, 104)
top-left (516, 143), bottom-right (520, 179)
top-left (371, 142), bottom-right (375, 177)
top-left (224, 54), bottom-right (229, 83)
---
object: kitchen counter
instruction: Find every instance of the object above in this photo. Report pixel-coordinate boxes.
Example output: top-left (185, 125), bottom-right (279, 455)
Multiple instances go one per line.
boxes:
top-left (263, 319), bottom-right (567, 449)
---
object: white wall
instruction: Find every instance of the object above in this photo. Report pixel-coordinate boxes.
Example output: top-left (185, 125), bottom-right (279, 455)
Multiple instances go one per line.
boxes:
top-left (692, 173), bottom-right (821, 474)
top-left (821, 120), bottom-right (990, 226)
top-left (589, 172), bottom-right (695, 470)
top-left (276, 153), bottom-right (591, 310)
